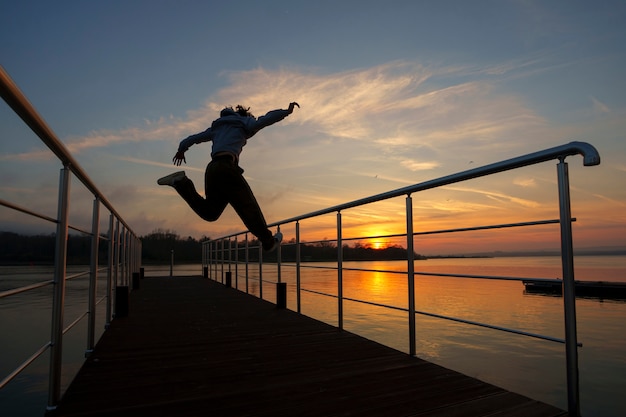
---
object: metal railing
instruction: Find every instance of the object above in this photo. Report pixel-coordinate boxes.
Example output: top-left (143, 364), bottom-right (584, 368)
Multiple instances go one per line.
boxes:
top-left (203, 140), bottom-right (600, 417)
top-left (0, 66), bottom-right (142, 411)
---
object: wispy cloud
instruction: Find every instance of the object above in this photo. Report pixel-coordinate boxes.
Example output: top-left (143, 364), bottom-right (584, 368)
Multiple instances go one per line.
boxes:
top-left (401, 160), bottom-right (440, 171)
top-left (591, 96), bottom-right (610, 114)
top-left (513, 178), bottom-right (537, 187)
top-left (5, 60), bottom-right (548, 167)
top-left (0, 149), bottom-right (52, 161)
top-left (442, 185), bottom-right (542, 209)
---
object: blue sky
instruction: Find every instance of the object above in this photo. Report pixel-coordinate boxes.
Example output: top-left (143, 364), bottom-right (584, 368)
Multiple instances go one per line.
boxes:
top-left (1, 1), bottom-right (625, 253)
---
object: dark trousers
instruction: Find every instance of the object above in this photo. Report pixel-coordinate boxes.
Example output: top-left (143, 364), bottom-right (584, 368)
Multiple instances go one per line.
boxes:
top-left (173, 158), bottom-right (273, 244)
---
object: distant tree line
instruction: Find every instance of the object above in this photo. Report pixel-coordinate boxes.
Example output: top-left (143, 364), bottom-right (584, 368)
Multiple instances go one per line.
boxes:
top-left (0, 230), bottom-right (424, 266)
top-left (0, 231), bottom-right (106, 265)
top-left (203, 238), bottom-right (425, 262)
top-left (141, 229), bottom-right (207, 264)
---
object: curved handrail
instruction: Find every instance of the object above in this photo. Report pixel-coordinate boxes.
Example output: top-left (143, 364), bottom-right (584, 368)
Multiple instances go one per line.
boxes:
top-left (0, 65), bottom-right (143, 411)
top-left (0, 65), bottom-right (134, 234)
top-left (276, 141), bottom-right (600, 226)
top-left (204, 140), bottom-right (600, 416)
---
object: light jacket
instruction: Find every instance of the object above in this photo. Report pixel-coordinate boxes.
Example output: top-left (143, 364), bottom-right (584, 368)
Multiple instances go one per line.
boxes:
top-left (178, 108), bottom-right (291, 158)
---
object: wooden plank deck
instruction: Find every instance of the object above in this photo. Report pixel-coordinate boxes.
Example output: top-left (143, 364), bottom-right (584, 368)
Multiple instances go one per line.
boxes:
top-left (51, 276), bottom-right (567, 417)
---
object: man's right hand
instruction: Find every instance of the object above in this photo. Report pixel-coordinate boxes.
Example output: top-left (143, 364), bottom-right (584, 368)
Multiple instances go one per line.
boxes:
top-left (173, 151), bottom-right (186, 166)
top-left (287, 102), bottom-right (300, 114)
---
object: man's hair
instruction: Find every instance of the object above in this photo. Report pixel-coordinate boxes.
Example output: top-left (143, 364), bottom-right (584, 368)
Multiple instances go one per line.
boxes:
top-left (220, 105), bottom-right (254, 118)
top-left (235, 105), bottom-right (254, 118)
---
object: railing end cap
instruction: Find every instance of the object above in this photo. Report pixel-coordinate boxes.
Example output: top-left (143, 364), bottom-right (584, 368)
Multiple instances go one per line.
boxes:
top-left (569, 141), bottom-right (601, 167)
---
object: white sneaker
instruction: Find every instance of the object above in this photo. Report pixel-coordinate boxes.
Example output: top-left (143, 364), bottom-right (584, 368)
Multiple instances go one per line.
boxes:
top-left (157, 171), bottom-right (186, 186)
top-left (263, 231), bottom-right (283, 252)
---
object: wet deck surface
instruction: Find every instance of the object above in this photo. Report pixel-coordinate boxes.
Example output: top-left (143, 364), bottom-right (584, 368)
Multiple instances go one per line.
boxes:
top-left (52, 276), bottom-right (567, 417)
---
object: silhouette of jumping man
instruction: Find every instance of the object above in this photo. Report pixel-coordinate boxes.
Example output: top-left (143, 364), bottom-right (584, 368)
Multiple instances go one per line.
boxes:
top-left (158, 102), bottom-right (300, 251)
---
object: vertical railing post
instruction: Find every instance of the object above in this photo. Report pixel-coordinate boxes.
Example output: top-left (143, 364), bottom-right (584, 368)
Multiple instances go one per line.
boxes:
top-left (276, 225), bottom-right (286, 309)
top-left (105, 214), bottom-right (114, 328)
top-left (406, 195), bottom-right (416, 356)
top-left (47, 166), bottom-right (71, 411)
top-left (208, 241), bottom-right (213, 280)
top-left (259, 244), bottom-right (263, 299)
top-left (557, 159), bottom-right (581, 417)
top-left (202, 240), bottom-right (206, 272)
top-left (125, 229), bottom-right (130, 284)
top-left (277, 225), bottom-right (282, 284)
top-left (120, 226), bottom-right (126, 286)
top-left (337, 211), bottom-right (343, 330)
top-left (113, 219), bottom-right (120, 316)
top-left (131, 235), bottom-right (135, 277)
top-left (115, 225), bottom-right (130, 318)
top-left (296, 221), bottom-right (301, 314)
top-left (227, 237), bottom-right (232, 282)
top-left (220, 240), bottom-right (225, 284)
top-left (212, 241), bottom-right (216, 280)
top-left (86, 197), bottom-right (100, 356)
top-left (234, 236), bottom-right (239, 289)
top-left (202, 242), bottom-right (208, 278)
top-left (245, 234), bottom-right (249, 293)
top-left (114, 219), bottom-right (120, 290)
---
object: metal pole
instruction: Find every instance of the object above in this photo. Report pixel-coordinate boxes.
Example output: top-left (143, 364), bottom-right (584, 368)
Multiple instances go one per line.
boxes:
top-left (120, 226), bottom-right (126, 286)
top-left (296, 221), bottom-right (301, 314)
top-left (406, 195), bottom-right (416, 356)
top-left (220, 240), bottom-right (224, 283)
top-left (245, 234), bottom-right (249, 293)
top-left (208, 241), bottom-right (213, 280)
top-left (234, 236), bottom-right (239, 288)
top-left (337, 211), bottom-right (343, 330)
top-left (202, 240), bottom-right (206, 272)
top-left (114, 219), bottom-right (120, 290)
top-left (86, 197), bottom-right (100, 356)
top-left (557, 159), bottom-right (581, 417)
top-left (125, 229), bottom-right (130, 284)
top-left (105, 214), bottom-right (114, 329)
top-left (170, 250), bottom-right (174, 277)
top-left (228, 237), bottom-right (232, 275)
top-left (277, 225), bottom-right (282, 284)
top-left (259, 243), bottom-right (263, 299)
top-left (47, 166), bottom-right (71, 411)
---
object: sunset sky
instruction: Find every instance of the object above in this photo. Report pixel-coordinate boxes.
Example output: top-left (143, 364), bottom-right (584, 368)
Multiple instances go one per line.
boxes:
top-left (1, 1), bottom-right (625, 255)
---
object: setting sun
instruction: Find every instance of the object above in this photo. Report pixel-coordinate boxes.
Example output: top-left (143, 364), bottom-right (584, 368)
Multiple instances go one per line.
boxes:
top-left (368, 240), bottom-right (389, 250)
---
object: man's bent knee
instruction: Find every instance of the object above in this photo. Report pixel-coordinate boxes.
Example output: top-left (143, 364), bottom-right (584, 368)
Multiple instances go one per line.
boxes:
top-left (200, 214), bottom-right (219, 222)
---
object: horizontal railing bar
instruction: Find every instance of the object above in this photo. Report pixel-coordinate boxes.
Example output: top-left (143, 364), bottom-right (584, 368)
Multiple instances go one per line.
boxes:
top-left (343, 296), bottom-right (407, 312)
top-left (412, 308), bottom-right (581, 347)
top-left (413, 218), bottom-right (570, 236)
top-left (272, 263), bottom-right (562, 283)
top-left (0, 342), bottom-right (51, 390)
top-left (0, 198), bottom-right (58, 224)
top-left (0, 265), bottom-right (112, 300)
top-left (301, 287), bottom-right (338, 298)
top-left (414, 270), bottom-right (561, 282)
top-left (223, 262), bottom-right (561, 285)
top-left (212, 215), bottom-right (573, 245)
top-left (282, 264), bottom-right (405, 274)
top-left (273, 141), bottom-right (599, 228)
top-left (68, 224), bottom-right (93, 236)
top-left (63, 312), bottom-right (88, 335)
top-left (66, 270), bottom-right (90, 281)
top-left (301, 286), bottom-right (578, 346)
top-left (321, 218), bottom-right (568, 242)
top-left (0, 280), bottom-right (54, 299)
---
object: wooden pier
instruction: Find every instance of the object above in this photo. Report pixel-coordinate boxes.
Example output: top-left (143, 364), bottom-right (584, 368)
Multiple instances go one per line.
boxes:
top-left (52, 276), bottom-right (567, 417)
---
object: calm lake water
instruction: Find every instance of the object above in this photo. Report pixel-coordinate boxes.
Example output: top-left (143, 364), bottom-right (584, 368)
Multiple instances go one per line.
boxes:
top-left (1, 256), bottom-right (625, 416)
